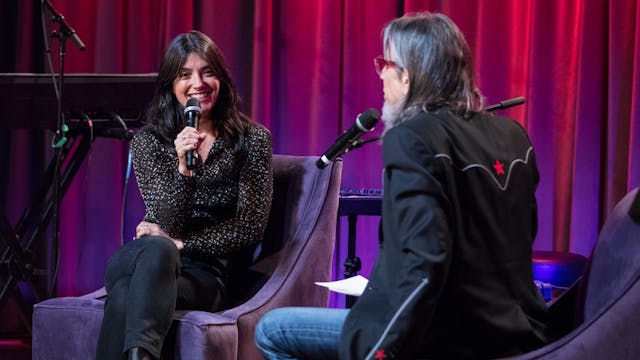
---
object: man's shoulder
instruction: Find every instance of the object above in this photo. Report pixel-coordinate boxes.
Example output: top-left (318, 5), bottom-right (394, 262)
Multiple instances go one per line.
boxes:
top-left (402, 110), bottom-right (447, 130)
top-left (385, 110), bottom-right (461, 151)
top-left (482, 112), bottom-right (528, 132)
top-left (403, 109), bottom-right (528, 141)
top-left (386, 111), bottom-right (447, 141)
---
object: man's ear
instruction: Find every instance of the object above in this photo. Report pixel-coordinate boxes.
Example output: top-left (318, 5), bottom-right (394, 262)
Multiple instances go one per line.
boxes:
top-left (401, 70), bottom-right (410, 94)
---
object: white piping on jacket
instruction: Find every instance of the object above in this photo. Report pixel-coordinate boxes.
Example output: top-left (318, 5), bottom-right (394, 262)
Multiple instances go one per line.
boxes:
top-left (434, 147), bottom-right (533, 191)
top-left (365, 277), bottom-right (430, 360)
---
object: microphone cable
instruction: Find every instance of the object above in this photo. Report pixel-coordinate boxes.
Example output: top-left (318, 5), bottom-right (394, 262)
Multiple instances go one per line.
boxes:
top-left (120, 149), bottom-right (133, 247)
top-left (41, 1), bottom-right (62, 298)
top-left (40, 0), bottom-right (59, 99)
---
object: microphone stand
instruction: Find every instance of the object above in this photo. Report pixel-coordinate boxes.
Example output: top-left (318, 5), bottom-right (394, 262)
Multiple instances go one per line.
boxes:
top-left (41, 0), bottom-right (85, 297)
top-left (346, 136), bottom-right (381, 152)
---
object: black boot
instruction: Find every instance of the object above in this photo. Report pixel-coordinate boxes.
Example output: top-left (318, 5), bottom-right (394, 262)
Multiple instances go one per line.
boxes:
top-left (128, 347), bottom-right (154, 360)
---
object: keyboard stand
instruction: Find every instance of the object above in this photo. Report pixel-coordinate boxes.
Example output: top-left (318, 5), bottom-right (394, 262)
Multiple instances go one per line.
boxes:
top-left (0, 73), bottom-right (150, 329)
top-left (0, 127), bottom-right (130, 327)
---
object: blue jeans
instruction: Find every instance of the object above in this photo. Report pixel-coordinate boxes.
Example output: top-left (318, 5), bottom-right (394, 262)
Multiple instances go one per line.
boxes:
top-left (255, 307), bottom-right (349, 360)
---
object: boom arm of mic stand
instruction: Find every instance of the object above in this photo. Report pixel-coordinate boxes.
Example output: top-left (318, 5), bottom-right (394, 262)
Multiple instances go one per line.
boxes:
top-left (42, 0), bottom-right (86, 51)
top-left (484, 96), bottom-right (525, 111)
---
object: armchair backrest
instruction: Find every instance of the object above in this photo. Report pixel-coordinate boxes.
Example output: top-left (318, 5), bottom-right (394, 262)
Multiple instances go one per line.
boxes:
top-left (229, 155), bottom-right (343, 306)
top-left (221, 154), bottom-right (343, 359)
top-left (502, 188), bottom-right (640, 359)
top-left (577, 187), bottom-right (640, 323)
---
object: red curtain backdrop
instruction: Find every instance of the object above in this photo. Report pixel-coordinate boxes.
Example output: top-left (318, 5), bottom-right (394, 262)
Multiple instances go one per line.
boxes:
top-left (1, 0), bottom-right (638, 312)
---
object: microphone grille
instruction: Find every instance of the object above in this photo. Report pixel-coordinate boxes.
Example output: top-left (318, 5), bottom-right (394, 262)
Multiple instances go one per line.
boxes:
top-left (186, 98), bottom-right (200, 107)
top-left (359, 108), bottom-right (381, 130)
top-left (184, 98), bottom-right (201, 115)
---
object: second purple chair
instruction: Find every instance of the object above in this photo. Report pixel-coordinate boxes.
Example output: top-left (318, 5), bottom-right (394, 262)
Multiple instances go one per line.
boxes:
top-left (505, 188), bottom-right (640, 359)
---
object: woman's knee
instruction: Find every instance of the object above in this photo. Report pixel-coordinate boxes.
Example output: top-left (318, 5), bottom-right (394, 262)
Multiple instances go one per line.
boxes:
top-left (133, 236), bottom-right (181, 281)
top-left (137, 236), bottom-right (179, 262)
top-left (105, 236), bottom-right (179, 286)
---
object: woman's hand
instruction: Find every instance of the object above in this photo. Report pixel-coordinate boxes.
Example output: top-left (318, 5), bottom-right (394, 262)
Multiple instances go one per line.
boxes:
top-left (174, 126), bottom-right (205, 176)
top-left (134, 221), bottom-right (184, 250)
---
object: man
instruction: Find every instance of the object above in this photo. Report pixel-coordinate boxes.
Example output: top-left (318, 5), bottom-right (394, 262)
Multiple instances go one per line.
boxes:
top-left (255, 12), bottom-right (551, 359)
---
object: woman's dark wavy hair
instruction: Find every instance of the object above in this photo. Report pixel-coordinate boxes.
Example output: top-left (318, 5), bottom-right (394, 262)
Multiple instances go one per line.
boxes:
top-left (144, 30), bottom-right (251, 150)
top-left (383, 12), bottom-right (484, 119)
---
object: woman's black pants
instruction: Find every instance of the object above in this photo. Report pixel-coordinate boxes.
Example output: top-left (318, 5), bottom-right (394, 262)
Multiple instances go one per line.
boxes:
top-left (96, 236), bottom-right (225, 359)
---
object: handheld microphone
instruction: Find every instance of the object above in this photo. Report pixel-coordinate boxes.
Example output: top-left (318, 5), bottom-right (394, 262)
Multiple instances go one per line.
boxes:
top-left (316, 108), bottom-right (380, 169)
top-left (184, 98), bottom-right (201, 170)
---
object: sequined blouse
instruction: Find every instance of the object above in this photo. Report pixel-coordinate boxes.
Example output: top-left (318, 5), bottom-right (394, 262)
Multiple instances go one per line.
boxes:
top-left (130, 123), bottom-right (273, 261)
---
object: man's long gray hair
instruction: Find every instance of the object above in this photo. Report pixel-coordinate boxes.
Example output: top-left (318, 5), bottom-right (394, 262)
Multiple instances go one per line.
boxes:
top-left (383, 12), bottom-right (484, 123)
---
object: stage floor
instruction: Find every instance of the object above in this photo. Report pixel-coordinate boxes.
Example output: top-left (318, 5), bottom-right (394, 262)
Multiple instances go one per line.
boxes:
top-left (0, 338), bottom-right (31, 360)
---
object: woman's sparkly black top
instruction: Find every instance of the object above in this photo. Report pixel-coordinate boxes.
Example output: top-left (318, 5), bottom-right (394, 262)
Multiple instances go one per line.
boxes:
top-left (131, 123), bottom-right (273, 261)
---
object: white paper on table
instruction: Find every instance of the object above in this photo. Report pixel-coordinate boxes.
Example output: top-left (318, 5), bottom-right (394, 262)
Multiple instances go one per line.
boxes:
top-left (315, 275), bottom-right (369, 297)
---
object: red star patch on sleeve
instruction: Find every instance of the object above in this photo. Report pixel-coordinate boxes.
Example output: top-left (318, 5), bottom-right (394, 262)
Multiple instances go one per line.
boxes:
top-left (493, 160), bottom-right (505, 175)
top-left (375, 349), bottom-right (387, 359)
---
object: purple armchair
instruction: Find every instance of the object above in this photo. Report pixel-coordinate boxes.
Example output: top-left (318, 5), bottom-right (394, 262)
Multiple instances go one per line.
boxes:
top-left (505, 188), bottom-right (640, 359)
top-left (32, 155), bottom-right (343, 359)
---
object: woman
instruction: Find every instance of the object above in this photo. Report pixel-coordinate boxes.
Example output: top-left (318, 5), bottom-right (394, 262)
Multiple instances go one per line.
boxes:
top-left (97, 31), bottom-right (273, 360)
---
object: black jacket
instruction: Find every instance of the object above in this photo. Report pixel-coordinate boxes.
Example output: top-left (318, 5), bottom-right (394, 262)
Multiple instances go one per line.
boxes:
top-left (339, 109), bottom-right (551, 359)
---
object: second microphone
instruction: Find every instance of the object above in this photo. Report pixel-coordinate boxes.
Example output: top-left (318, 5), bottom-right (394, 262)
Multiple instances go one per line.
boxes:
top-left (316, 108), bottom-right (380, 169)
